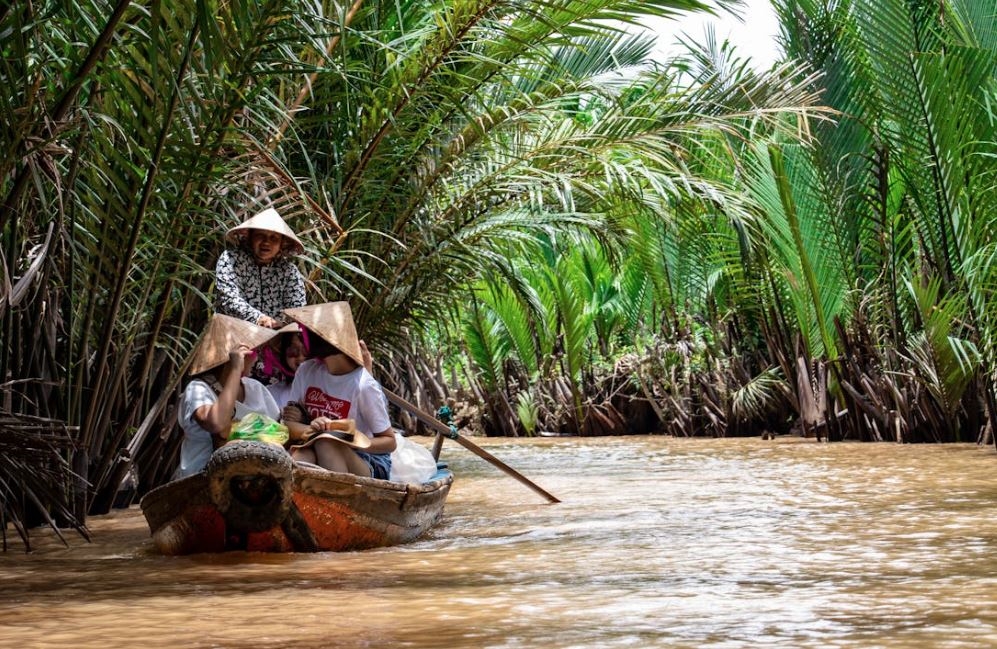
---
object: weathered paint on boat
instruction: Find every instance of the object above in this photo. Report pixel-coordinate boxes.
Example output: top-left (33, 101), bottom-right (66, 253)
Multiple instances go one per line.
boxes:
top-left (140, 449), bottom-right (453, 555)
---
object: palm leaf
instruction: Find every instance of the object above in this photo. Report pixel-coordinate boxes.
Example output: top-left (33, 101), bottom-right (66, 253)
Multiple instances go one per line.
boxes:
top-left (904, 275), bottom-right (980, 419)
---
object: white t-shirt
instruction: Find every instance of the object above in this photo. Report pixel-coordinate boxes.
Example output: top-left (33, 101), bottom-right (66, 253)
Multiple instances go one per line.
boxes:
top-left (288, 360), bottom-right (391, 439)
top-left (267, 380), bottom-right (294, 411)
top-left (174, 377), bottom-right (280, 479)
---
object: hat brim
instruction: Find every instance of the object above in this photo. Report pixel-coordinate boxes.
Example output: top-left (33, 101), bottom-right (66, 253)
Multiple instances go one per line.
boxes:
top-left (290, 419), bottom-right (371, 450)
top-left (189, 314), bottom-right (279, 375)
top-left (283, 302), bottom-right (365, 368)
top-left (225, 207), bottom-right (304, 255)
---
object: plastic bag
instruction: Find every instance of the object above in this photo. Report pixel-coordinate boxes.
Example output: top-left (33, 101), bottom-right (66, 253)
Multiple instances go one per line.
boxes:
top-left (228, 412), bottom-right (289, 446)
top-left (390, 432), bottom-right (437, 483)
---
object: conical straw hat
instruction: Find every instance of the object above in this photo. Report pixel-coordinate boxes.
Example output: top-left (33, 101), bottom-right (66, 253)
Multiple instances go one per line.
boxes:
top-left (225, 207), bottom-right (304, 255)
top-left (282, 302), bottom-right (364, 368)
top-left (189, 314), bottom-right (280, 375)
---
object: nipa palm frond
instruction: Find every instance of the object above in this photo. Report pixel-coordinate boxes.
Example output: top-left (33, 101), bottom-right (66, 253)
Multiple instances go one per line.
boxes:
top-left (731, 366), bottom-right (790, 424)
top-left (0, 414), bottom-right (89, 551)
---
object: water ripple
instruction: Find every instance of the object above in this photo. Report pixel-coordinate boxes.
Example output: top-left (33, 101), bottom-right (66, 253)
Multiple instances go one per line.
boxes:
top-left (3, 437), bottom-right (997, 648)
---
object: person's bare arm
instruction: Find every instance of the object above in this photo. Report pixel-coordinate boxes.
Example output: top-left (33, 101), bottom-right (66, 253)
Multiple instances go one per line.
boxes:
top-left (359, 340), bottom-right (373, 373)
top-left (193, 348), bottom-right (249, 438)
top-left (285, 419), bottom-right (313, 443)
top-left (368, 427), bottom-right (397, 454)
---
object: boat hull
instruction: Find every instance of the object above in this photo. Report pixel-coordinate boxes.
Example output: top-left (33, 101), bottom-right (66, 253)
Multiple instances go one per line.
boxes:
top-left (140, 446), bottom-right (453, 555)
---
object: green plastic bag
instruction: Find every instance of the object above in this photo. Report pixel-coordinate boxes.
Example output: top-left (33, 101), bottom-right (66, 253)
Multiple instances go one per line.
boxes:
top-left (228, 412), bottom-right (289, 446)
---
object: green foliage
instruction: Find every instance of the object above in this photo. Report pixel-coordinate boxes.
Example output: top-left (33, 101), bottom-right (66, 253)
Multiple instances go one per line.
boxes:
top-left (764, 0), bottom-right (997, 441)
top-left (12, 0), bottom-right (972, 530)
top-left (905, 275), bottom-right (981, 422)
top-left (514, 390), bottom-right (540, 437)
top-left (462, 299), bottom-right (510, 394)
top-left (731, 366), bottom-right (790, 424)
top-left (741, 141), bottom-right (846, 359)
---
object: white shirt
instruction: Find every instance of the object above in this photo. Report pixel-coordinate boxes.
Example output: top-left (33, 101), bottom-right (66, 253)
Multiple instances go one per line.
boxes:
top-left (174, 377), bottom-right (280, 479)
top-left (288, 360), bottom-right (391, 438)
top-left (267, 380), bottom-right (295, 411)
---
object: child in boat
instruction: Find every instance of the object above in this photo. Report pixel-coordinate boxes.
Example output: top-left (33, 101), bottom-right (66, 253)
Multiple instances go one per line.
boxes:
top-left (281, 302), bottom-right (396, 478)
top-left (265, 323), bottom-right (308, 410)
top-left (215, 207), bottom-right (306, 330)
top-left (174, 314), bottom-right (282, 479)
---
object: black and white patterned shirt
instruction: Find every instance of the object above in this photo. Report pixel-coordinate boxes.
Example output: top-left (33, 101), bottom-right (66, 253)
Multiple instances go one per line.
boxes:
top-left (214, 247), bottom-right (306, 323)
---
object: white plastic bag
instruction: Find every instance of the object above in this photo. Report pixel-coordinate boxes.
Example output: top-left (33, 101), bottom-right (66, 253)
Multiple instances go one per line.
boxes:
top-left (390, 432), bottom-right (437, 483)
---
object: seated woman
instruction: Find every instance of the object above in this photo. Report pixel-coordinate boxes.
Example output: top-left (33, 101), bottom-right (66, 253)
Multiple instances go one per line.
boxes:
top-left (265, 323), bottom-right (307, 410)
top-left (281, 302), bottom-right (396, 478)
top-left (215, 207), bottom-right (306, 330)
top-left (174, 314), bottom-right (282, 479)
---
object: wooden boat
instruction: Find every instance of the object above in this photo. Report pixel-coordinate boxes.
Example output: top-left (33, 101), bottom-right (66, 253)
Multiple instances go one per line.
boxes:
top-left (140, 440), bottom-right (453, 554)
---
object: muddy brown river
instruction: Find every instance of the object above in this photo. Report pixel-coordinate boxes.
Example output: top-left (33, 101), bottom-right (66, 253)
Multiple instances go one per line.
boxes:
top-left (3, 436), bottom-right (997, 648)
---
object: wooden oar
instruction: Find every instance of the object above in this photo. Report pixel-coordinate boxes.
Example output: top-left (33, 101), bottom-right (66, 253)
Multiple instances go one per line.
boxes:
top-left (384, 389), bottom-right (561, 504)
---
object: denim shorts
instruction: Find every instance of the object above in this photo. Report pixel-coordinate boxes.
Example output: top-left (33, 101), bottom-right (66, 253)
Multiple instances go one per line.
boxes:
top-left (355, 451), bottom-right (392, 480)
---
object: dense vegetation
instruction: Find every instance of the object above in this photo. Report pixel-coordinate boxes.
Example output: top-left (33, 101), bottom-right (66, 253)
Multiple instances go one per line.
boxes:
top-left (1, 0), bottom-right (995, 546)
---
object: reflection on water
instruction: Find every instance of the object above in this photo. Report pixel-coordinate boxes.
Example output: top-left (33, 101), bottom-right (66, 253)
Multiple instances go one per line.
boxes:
top-left (4, 437), bottom-right (997, 648)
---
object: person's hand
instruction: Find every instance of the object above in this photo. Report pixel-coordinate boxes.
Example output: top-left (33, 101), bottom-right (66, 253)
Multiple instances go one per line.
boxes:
top-left (257, 315), bottom-right (281, 329)
top-left (359, 339), bottom-right (373, 373)
top-left (227, 345), bottom-right (256, 373)
top-left (310, 417), bottom-right (352, 432)
top-left (283, 403), bottom-right (304, 423)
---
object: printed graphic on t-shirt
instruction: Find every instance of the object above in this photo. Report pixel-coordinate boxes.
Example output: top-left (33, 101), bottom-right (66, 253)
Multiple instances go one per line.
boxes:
top-left (304, 386), bottom-right (351, 419)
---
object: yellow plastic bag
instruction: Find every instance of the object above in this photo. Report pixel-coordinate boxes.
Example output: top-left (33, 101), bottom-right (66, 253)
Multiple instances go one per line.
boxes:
top-left (228, 412), bottom-right (289, 446)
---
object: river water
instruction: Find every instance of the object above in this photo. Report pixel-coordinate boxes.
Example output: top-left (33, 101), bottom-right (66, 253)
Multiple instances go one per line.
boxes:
top-left (3, 436), bottom-right (997, 648)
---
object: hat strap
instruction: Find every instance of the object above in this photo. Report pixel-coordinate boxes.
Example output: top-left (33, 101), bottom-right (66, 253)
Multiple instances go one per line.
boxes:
top-left (300, 327), bottom-right (311, 356)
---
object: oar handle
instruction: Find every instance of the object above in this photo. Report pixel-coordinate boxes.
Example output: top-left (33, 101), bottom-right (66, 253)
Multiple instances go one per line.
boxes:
top-left (384, 389), bottom-right (560, 504)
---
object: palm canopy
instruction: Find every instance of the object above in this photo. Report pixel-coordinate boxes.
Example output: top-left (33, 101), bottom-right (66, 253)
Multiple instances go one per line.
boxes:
top-left (764, 0), bottom-right (997, 441)
top-left (0, 0), bottom-right (824, 529)
top-left (279, 0), bottom-right (819, 344)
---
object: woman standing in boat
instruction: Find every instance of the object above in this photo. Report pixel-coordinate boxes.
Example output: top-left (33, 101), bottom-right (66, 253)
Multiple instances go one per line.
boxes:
top-left (215, 207), bottom-right (306, 329)
top-left (281, 302), bottom-right (396, 478)
top-left (174, 315), bottom-right (282, 479)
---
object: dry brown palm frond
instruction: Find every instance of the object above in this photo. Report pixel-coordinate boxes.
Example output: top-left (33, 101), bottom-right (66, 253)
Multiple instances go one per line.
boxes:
top-left (0, 411), bottom-right (89, 552)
